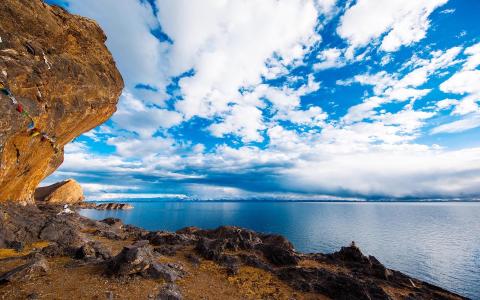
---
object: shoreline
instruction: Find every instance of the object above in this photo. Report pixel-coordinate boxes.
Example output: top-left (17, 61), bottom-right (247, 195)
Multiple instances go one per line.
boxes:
top-left (0, 203), bottom-right (468, 299)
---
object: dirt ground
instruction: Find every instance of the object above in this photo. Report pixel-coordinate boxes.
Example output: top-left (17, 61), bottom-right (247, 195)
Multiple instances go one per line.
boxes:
top-left (0, 237), bottom-right (326, 300)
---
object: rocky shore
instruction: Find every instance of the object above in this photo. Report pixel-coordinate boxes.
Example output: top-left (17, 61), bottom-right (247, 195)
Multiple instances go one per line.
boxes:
top-left (0, 203), bottom-right (467, 300)
top-left (0, 1), bottom-right (471, 299)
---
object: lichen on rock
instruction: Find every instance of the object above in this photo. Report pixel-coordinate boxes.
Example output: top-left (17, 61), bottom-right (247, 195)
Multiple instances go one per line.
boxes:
top-left (0, 0), bottom-right (123, 203)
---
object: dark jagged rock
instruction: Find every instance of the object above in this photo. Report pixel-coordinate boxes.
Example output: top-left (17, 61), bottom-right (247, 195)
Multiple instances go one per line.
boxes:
top-left (192, 226), bottom-right (299, 267)
top-left (325, 244), bottom-right (392, 280)
top-left (145, 262), bottom-right (186, 282)
top-left (257, 243), bottom-right (299, 266)
top-left (277, 267), bottom-right (391, 300)
top-left (38, 216), bottom-right (86, 255)
top-left (100, 218), bottom-right (123, 228)
top-left (75, 241), bottom-right (111, 261)
top-left (154, 245), bottom-right (181, 257)
top-left (143, 231), bottom-right (195, 246)
top-left (156, 283), bottom-right (183, 300)
top-left (106, 240), bottom-right (155, 276)
top-left (196, 226), bottom-right (262, 250)
top-left (0, 204), bottom-right (467, 299)
top-left (195, 237), bottom-right (225, 261)
top-left (0, 254), bottom-right (48, 283)
top-left (40, 242), bottom-right (63, 257)
top-left (238, 253), bottom-right (273, 272)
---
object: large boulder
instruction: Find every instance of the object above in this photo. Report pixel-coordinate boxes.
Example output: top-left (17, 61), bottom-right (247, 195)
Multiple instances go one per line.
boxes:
top-left (34, 179), bottom-right (84, 204)
top-left (0, 0), bottom-right (123, 203)
top-left (106, 240), bottom-right (156, 276)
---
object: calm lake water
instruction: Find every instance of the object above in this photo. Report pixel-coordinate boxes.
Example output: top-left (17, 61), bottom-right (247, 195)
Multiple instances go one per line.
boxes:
top-left (80, 201), bottom-right (480, 299)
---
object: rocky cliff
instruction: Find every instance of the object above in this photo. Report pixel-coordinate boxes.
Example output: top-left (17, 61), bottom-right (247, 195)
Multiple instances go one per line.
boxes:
top-left (0, 0), bottom-right (123, 203)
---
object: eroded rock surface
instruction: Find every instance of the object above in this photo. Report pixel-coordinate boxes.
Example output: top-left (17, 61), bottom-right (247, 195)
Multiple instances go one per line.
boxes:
top-left (0, 0), bottom-right (123, 203)
top-left (34, 179), bottom-right (84, 204)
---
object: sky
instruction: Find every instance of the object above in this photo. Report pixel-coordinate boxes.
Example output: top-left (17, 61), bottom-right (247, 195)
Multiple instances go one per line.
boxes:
top-left (43, 0), bottom-right (480, 201)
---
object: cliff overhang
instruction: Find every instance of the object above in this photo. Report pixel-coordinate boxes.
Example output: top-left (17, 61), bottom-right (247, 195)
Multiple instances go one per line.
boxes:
top-left (0, 0), bottom-right (124, 202)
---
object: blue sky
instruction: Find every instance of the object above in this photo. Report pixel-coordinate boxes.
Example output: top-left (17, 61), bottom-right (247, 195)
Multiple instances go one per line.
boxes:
top-left (44, 0), bottom-right (480, 200)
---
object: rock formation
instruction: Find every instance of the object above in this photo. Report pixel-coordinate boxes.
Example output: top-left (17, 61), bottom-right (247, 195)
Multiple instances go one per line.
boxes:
top-left (0, 204), bottom-right (467, 299)
top-left (34, 178), bottom-right (84, 204)
top-left (0, 0), bottom-right (123, 203)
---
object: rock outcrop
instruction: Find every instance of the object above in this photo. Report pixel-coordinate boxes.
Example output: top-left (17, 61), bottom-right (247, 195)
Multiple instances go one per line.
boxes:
top-left (0, 0), bottom-right (123, 203)
top-left (0, 254), bottom-right (48, 283)
top-left (0, 204), bottom-right (467, 299)
top-left (34, 179), bottom-right (84, 204)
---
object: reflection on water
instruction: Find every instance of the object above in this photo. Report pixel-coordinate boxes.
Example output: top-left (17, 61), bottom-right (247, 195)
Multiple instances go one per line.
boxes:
top-left (80, 201), bottom-right (480, 299)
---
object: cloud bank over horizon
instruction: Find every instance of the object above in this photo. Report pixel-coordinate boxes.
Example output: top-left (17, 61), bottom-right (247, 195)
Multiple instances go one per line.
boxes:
top-left (44, 0), bottom-right (480, 200)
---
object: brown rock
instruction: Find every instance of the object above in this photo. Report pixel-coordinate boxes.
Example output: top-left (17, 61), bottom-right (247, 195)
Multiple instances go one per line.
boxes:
top-left (0, 0), bottom-right (123, 203)
top-left (0, 254), bottom-right (49, 283)
top-left (34, 179), bottom-right (84, 204)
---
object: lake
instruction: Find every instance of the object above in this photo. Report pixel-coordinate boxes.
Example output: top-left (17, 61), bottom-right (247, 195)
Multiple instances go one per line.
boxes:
top-left (80, 201), bottom-right (480, 299)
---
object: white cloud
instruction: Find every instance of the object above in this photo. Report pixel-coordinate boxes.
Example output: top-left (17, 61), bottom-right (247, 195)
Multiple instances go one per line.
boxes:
top-left (156, 0), bottom-right (320, 120)
top-left (46, 0), bottom-right (480, 200)
top-left (440, 70), bottom-right (480, 116)
top-left (208, 105), bottom-right (266, 143)
top-left (277, 106), bottom-right (327, 127)
top-left (342, 96), bottom-right (383, 124)
top-left (282, 147), bottom-right (480, 198)
top-left (342, 47), bottom-right (462, 124)
top-left (441, 70), bottom-right (480, 96)
top-left (314, 48), bottom-right (346, 70)
top-left (107, 136), bottom-right (176, 158)
top-left (440, 8), bottom-right (455, 14)
top-left (82, 183), bottom-right (139, 194)
top-left (337, 0), bottom-right (448, 52)
top-left (463, 42), bottom-right (480, 70)
top-left (435, 99), bottom-right (460, 110)
top-left (112, 91), bottom-right (183, 137)
top-left (431, 113), bottom-right (480, 134)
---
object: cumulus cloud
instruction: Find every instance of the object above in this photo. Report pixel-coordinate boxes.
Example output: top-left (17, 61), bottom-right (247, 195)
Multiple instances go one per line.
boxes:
top-left (440, 70), bottom-right (480, 96)
top-left (42, 0), bottom-right (480, 200)
top-left (338, 0), bottom-right (448, 52)
top-left (157, 0), bottom-right (321, 120)
top-left (112, 92), bottom-right (183, 137)
top-left (463, 42), bottom-right (480, 70)
top-left (314, 48), bottom-right (346, 70)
